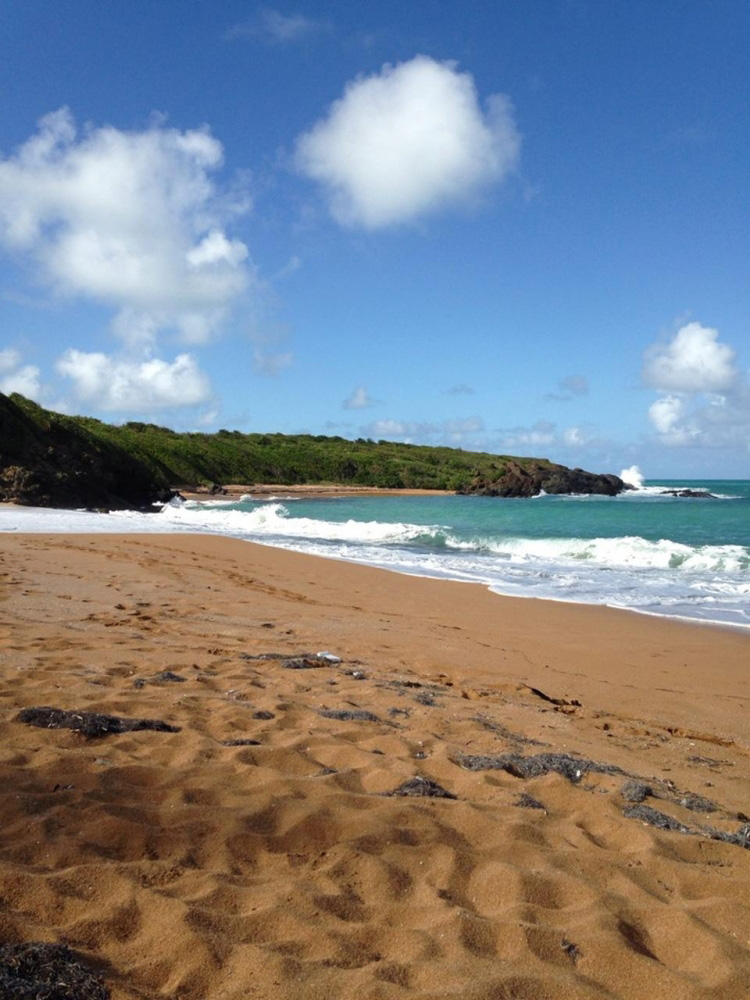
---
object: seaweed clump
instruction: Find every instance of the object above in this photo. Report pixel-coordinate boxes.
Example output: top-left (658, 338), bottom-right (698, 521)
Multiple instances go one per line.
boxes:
top-left (386, 777), bottom-right (457, 799)
top-left (454, 752), bottom-right (624, 784)
top-left (0, 941), bottom-right (109, 999)
top-left (17, 707), bottom-right (180, 738)
top-left (320, 709), bottom-right (380, 723)
top-left (623, 805), bottom-right (692, 834)
top-left (621, 780), bottom-right (653, 803)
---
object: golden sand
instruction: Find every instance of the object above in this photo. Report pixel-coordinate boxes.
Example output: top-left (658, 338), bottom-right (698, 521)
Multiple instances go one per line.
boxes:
top-left (1, 532), bottom-right (749, 998)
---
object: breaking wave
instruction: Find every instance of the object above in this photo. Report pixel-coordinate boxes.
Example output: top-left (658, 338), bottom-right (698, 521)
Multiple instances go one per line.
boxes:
top-left (3, 490), bottom-right (748, 628)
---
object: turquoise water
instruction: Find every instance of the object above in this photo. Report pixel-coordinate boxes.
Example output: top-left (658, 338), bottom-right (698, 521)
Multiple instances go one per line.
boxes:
top-left (4, 480), bottom-right (749, 628)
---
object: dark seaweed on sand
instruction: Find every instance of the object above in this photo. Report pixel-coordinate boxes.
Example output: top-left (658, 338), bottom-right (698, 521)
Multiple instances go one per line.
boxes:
top-left (454, 751), bottom-right (624, 783)
top-left (240, 652), bottom-right (339, 669)
top-left (320, 708), bottom-right (380, 723)
top-left (17, 707), bottom-right (180, 738)
top-left (386, 777), bottom-right (457, 799)
top-left (0, 942), bottom-right (109, 1000)
top-left (516, 792), bottom-right (546, 810)
top-left (133, 670), bottom-right (186, 689)
top-left (678, 793), bottom-right (718, 813)
top-left (621, 780), bottom-right (653, 803)
top-left (623, 805), bottom-right (692, 834)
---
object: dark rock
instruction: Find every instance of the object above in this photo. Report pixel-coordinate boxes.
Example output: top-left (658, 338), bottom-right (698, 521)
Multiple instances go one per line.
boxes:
top-left (623, 804), bottom-right (692, 834)
top-left (386, 777), bottom-right (457, 799)
top-left (0, 941), bottom-right (109, 999)
top-left (561, 939), bottom-right (581, 963)
top-left (454, 751), bottom-right (624, 783)
top-left (457, 458), bottom-right (626, 498)
top-left (252, 710), bottom-right (275, 720)
top-left (659, 489), bottom-right (717, 498)
top-left (17, 707), bottom-right (180, 738)
top-left (622, 780), bottom-right (653, 803)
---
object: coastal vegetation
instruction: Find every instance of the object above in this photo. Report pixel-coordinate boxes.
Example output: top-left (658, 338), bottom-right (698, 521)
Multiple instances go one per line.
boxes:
top-left (0, 392), bottom-right (624, 508)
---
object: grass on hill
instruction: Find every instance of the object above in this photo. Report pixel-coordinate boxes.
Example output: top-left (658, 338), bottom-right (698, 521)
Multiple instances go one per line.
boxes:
top-left (3, 393), bottom-right (550, 493)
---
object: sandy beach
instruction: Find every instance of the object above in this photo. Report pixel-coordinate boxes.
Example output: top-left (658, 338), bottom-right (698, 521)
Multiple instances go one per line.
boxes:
top-left (1, 531), bottom-right (749, 999)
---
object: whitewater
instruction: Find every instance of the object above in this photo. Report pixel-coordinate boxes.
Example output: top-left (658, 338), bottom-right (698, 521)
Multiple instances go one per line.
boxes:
top-left (2, 478), bottom-right (749, 630)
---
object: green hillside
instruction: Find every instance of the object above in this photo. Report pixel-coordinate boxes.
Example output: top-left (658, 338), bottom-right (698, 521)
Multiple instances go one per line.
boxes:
top-left (1, 392), bottom-right (545, 494)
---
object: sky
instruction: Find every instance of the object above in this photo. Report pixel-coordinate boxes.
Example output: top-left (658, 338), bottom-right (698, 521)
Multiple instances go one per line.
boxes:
top-left (0, 0), bottom-right (748, 479)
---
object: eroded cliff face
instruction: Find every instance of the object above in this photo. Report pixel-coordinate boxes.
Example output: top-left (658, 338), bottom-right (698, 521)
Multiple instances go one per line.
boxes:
top-left (456, 459), bottom-right (626, 498)
top-left (0, 393), bottom-right (171, 510)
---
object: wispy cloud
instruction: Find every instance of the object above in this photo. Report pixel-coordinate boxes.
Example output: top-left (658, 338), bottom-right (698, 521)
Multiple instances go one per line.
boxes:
top-left (343, 385), bottom-right (376, 410)
top-left (225, 8), bottom-right (327, 44)
top-left (362, 416), bottom-right (484, 446)
top-left (544, 373), bottom-right (588, 401)
top-left (252, 347), bottom-right (293, 376)
top-left (445, 382), bottom-right (475, 396)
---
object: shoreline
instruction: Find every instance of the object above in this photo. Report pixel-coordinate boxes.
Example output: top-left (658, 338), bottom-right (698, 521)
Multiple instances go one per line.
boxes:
top-left (2, 531), bottom-right (749, 999)
top-left (4, 501), bottom-right (749, 632)
top-left (178, 483), bottom-right (454, 501)
top-left (5, 531), bottom-right (750, 739)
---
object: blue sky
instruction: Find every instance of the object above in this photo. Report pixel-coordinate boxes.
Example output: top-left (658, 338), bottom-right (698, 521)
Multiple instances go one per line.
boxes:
top-left (0, 0), bottom-right (748, 478)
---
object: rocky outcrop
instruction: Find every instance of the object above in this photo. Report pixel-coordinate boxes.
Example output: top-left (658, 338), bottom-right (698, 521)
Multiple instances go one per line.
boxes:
top-left (456, 459), bottom-right (626, 498)
top-left (0, 392), bottom-right (174, 510)
top-left (659, 489), bottom-right (716, 499)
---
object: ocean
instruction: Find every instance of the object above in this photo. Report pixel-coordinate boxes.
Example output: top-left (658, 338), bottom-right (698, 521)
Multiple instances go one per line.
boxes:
top-left (3, 477), bottom-right (749, 630)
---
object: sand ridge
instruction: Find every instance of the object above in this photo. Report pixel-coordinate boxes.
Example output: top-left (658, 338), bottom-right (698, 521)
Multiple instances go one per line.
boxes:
top-left (0, 532), bottom-right (749, 999)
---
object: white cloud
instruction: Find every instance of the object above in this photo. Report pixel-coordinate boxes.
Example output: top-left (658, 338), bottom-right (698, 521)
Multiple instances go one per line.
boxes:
top-left (644, 323), bottom-right (750, 450)
top-left (295, 55), bottom-right (521, 228)
top-left (644, 322), bottom-right (737, 393)
top-left (0, 108), bottom-right (253, 348)
top-left (0, 348), bottom-right (43, 399)
top-left (225, 9), bottom-right (324, 44)
top-left (0, 363), bottom-right (41, 398)
top-left (648, 395), bottom-right (685, 436)
top-left (343, 385), bottom-right (375, 409)
top-left (56, 349), bottom-right (211, 411)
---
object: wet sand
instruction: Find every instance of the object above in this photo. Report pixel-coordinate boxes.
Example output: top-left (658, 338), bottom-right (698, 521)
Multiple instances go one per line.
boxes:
top-left (1, 532), bottom-right (749, 999)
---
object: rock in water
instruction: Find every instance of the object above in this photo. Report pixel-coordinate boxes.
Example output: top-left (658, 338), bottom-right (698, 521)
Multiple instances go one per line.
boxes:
top-left (456, 459), bottom-right (626, 498)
